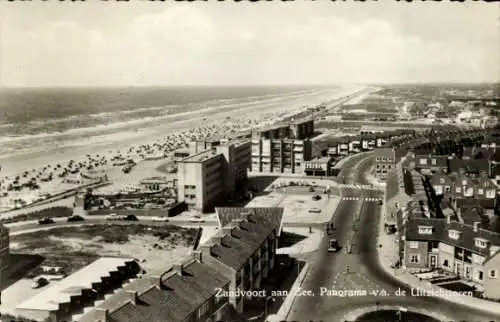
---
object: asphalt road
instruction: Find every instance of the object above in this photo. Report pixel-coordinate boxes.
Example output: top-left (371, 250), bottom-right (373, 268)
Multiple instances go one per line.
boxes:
top-left (287, 154), bottom-right (500, 322)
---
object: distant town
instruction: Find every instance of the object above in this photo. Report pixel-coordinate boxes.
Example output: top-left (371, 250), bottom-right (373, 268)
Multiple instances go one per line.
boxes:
top-left (0, 83), bottom-right (500, 322)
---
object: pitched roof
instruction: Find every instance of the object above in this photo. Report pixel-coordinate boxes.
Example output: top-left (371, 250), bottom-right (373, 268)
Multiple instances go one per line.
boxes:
top-left (83, 259), bottom-right (230, 322)
top-left (456, 197), bottom-right (496, 210)
top-left (202, 214), bottom-right (277, 271)
top-left (215, 207), bottom-right (284, 235)
top-left (405, 217), bottom-right (500, 257)
top-left (449, 159), bottom-right (490, 174)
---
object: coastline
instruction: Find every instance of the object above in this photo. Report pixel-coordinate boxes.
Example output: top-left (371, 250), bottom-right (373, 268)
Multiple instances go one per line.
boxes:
top-left (0, 85), bottom-right (366, 212)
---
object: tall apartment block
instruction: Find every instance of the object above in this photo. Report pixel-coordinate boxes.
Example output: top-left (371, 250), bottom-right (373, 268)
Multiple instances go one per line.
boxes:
top-left (177, 140), bottom-right (251, 213)
top-left (250, 119), bottom-right (314, 173)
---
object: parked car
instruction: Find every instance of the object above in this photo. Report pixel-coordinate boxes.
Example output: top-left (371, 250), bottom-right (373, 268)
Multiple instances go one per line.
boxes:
top-left (125, 214), bottom-right (139, 221)
top-left (152, 216), bottom-right (169, 222)
top-left (312, 195), bottom-right (321, 201)
top-left (105, 213), bottom-right (125, 221)
top-left (38, 217), bottom-right (55, 225)
top-left (31, 277), bottom-right (49, 289)
top-left (67, 215), bottom-right (85, 222)
top-left (328, 239), bottom-right (340, 252)
top-left (309, 187), bottom-right (315, 192)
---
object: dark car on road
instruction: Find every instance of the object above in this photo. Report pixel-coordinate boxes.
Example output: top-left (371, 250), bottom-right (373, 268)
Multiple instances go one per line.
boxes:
top-left (38, 217), bottom-right (55, 225)
top-left (67, 215), bottom-right (85, 222)
top-left (312, 195), bottom-right (321, 201)
top-left (309, 187), bottom-right (315, 192)
top-left (125, 214), bottom-right (139, 221)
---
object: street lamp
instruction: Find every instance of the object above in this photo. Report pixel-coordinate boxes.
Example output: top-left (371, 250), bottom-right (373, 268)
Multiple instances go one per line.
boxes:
top-left (264, 296), bottom-right (276, 317)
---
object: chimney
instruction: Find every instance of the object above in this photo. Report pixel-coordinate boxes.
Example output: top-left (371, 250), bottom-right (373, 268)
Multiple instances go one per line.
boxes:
top-left (473, 221), bottom-right (480, 232)
top-left (95, 308), bottom-right (109, 322)
top-left (192, 250), bottom-right (202, 262)
top-left (223, 226), bottom-right (235, 237)
top-left (240, 210), bottom-right (251, 222)
top-left (172, 263), bottom-right (183, 275)
top-left (125, 290), bottom-right (138, 305)
top-left (151, 272), bottom-right (165, 289)
top-left (199, 243), bottom-right (214, 259)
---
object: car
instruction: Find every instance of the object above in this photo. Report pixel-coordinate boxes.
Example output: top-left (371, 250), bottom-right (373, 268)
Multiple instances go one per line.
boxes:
top-left (125, 214), bottom-right (139, 221)
top-left (31, 277), bottom-right (49, 289)
top-left (312, 195), bottom-right (321, 201)
top-left (328, 239), bottom-right (340, 252)
top-left (105, 213), bottom-right (124, 220)
top-left (67, 215), bottom-right (85, 222)
top-left (38, 217), bottom-right (55, 225)
top-left (309, 187), bottom-right (315, 192)
top-left (152, 216), bottom-right (169, 222)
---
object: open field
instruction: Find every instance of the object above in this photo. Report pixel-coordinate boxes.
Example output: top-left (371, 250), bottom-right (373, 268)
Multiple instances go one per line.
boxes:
top-left (10, 224), bottom-right (198, 276)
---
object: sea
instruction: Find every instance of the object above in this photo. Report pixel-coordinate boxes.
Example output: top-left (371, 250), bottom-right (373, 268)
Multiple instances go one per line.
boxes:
top-left (0, 86), bottom-right (333, 158)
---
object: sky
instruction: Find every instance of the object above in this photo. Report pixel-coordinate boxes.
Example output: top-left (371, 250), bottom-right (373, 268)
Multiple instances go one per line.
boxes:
top-left (0, 1), bottom-right (499, 87)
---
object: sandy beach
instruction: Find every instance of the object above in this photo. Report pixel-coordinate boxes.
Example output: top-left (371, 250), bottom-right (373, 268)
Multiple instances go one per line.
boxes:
top-left (0, 85), bottom-right (366, 211)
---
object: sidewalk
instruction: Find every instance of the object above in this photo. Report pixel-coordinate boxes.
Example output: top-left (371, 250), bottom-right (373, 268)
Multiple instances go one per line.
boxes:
top-left (276, 227), bottom-right (323, 256)
top-left (366, 172), bottom-right (500, 317)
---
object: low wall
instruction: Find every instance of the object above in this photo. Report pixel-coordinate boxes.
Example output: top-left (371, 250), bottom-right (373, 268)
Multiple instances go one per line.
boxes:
top-left (87, 202), bottom-right (187, 217)
top-left (0, 181), bottom-right (110, 215)
top-left (342, 304), bottom-right (453, 322)
top-left (266, 262), bottom-right (310, 322)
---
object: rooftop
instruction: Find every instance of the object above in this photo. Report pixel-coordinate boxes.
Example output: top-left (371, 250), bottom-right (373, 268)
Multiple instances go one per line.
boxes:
top-left (179, 149), bottom-right (218, 163)
top-left (17, 257), bottom-right (134, 311)
top-left (215, 207), bottom-right (284, 235)
top-left (201, 213), bottom-right (278, 270)
top-left (405, 217), bottom-right (500, 257)
top-left (80, 259), bottom-right (230, 322)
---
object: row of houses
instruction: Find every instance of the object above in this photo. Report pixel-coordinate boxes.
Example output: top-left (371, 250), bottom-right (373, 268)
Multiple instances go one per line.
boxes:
top-left (15, 207), bottom-right (284, 322)
top-left (399, 134), bottom-right (500, 299)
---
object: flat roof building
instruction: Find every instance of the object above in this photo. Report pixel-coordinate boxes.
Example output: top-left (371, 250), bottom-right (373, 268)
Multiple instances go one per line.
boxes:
top-left (252, 119), bottom-right (314, 140)
top-left (177, 140), bottom-right (251, 213)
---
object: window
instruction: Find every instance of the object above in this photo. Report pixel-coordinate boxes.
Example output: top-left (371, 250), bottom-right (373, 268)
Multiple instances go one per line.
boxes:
top-left (443, 259), bottom-right (449, 267)
top-left (198, 301), bottom-right (210, 318)
top-left (489, 269), bottom-right (498, 279)
top-left (439, 178), bottom-right (445, 184)
top-left (478, 270), bottom-right (484, 281)
top-left (462, 180), bottom-right (467, 186)
top-left (456, 187), bottom-right (461, 193)
top-left (409, 241), bottom-right (419, 249)
top-left (418, 226), bottom-right (433, 235)
top-left (475, 238), bottom-right (488, 248)
top-left (419, 159), bottom-right (428, 165)
top-left (486, 189), bottom-right (495, 198)
top-left (410, 255), bottom-right (420, 263)
top-left (445, 186), bottom-right (451, 192)
top-left (449, 230), bottom-right (460, 240)
top-left (477, 188), bottom-right (484, 195)
top-left (432, 159), bottom-right (437, 165)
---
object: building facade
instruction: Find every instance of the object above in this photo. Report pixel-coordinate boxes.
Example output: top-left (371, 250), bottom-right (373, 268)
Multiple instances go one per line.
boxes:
top-left (373, 148), bottom-right (398, 180)
top-left (303, 157), bottom-right (334, 177)
top-left (196, 208), bottom-right (282, 313)
top-left (250, 138), bottom-right (312, 174)
top-left (403, 216), bottom-right (500, 300)
top-left (177, 140), bottom-right (251, 213)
